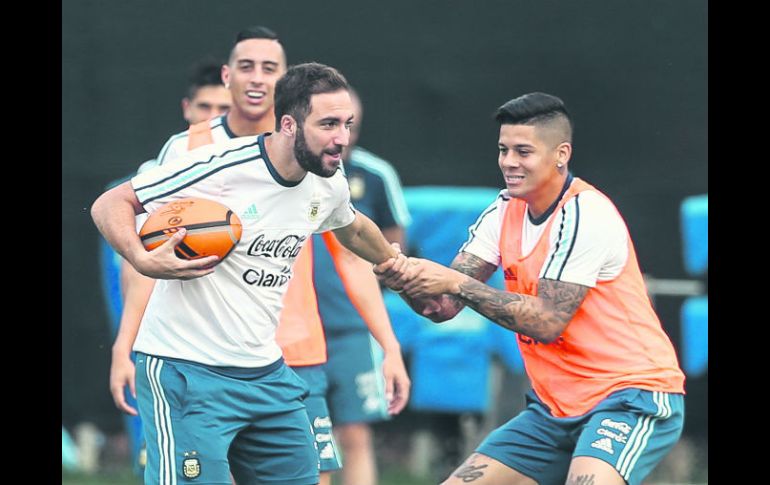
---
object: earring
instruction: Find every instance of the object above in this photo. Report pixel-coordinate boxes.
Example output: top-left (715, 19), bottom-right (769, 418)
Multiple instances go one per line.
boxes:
top-left (225, 83), bottom-right (230, 89)
top-left (557, 163), bottom-right (563, 168)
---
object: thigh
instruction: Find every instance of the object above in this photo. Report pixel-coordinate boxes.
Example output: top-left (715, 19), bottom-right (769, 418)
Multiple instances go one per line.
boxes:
top-left (325, 332), bottom-right (389, 424)
top-left (475, 400), bottom-right (574, 485)
top-left (574, 389), bottom-right (685, 485)
top-left (441, 453), bottom-right (537, 485)
top-left (228, 364), bottom-right (320, 485)
top-left (293, 365), bottom-right (343, 473)
top-left (135, 353), bottom-right (236, 485)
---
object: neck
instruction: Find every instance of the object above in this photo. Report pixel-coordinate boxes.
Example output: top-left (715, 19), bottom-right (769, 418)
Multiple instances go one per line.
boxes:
top-left (262, 133), bottom-right (307, 182)
top-left (526, 174), bottom-right (570, 220)
top-left (226, 111), bottom-right (275, 137)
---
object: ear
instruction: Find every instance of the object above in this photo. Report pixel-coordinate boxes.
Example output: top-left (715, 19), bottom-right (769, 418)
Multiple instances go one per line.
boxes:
top-left (181, 98), bottom-right (192, 123)
top-left (555, 142), bottom-right (572, 167)
top-left (221, 65), bottom-right (230, 89)
top-left (280, 115), bottom-right (297, 136)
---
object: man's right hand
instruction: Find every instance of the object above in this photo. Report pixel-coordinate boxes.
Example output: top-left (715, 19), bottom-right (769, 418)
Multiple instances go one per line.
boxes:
top-left (110, 351), bottom-right (138, 416)
top-left (133, 229), bottom-right (219, 280)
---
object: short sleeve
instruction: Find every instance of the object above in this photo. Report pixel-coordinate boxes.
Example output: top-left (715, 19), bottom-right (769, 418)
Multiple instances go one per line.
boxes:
top-left (540, 191), bottom-right (629, 287)
top-left (458, 194), bottom-right (507, 266)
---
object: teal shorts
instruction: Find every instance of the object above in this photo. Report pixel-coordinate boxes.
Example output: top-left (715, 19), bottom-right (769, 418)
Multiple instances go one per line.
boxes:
top-left (477, 388), bottom-right (684, 485)
top-left (292, 365), bottom-right (343, 472)
top-left (135, 353), bottom-right (319, 485)
top-left (323, 331), bottom-right (389, 424)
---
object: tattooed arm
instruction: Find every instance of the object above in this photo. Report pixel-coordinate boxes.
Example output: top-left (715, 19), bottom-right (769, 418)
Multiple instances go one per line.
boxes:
top-left (401, 252), bottom-right (589, 343)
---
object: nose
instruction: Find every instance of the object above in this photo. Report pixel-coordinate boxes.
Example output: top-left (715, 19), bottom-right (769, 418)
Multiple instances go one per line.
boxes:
top-left (249, 69), bottom-right (264, 86)
top-left (333, 125), bottom-right (350, 147)
top-left (499, 151), bottom-right (520, 168)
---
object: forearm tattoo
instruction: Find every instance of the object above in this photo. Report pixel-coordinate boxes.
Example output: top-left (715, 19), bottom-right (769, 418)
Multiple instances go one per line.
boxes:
top-left (444, 252), bottom-right (499, 313)
top-left (454, 265), bottom-right (589, 342)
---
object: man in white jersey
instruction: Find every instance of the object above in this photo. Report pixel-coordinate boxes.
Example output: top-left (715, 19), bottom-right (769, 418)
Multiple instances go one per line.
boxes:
top-left (110, 27), bottom-right (410, 485)
top-left (92, 63), bottom-right (410, 485)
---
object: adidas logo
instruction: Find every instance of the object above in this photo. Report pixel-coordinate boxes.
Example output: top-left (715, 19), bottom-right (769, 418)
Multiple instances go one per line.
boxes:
top-left (590, 437), bottom-right (614, 454)
top-left (319, 443), bottom-right (336, 460)
top-left (241, 204), bottom-right (260, 220)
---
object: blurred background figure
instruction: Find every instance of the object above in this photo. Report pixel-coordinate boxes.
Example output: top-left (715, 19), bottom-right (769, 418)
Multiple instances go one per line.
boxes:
top-left (312, 87), bottom-right (411, 485)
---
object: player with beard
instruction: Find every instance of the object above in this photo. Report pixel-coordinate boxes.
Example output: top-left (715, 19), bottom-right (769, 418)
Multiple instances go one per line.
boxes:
top-left (92, 63), bottom-right (409, 485)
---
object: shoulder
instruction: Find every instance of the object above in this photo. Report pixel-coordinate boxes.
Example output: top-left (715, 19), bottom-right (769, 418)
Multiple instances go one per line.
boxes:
top-left (557, 188), bottom-right (628, 243)
top-left (569, 188), bottom-right (624, 223)
top-left (349, 147), bottom-right (402, 181)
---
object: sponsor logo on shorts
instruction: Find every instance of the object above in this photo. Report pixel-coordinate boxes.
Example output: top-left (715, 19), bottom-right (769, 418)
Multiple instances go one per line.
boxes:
top-left (597, 427), bottom-right (628, 443)
top-left (601, 418), bottom-right (632, 435)
top-left (590, 437), bottom-right (614, 455)
top-left (315, 432), bottom-right (333, 443)
top-left (319, 443), bottom-right (336, 460)
top-left (182, 451), bottom-right (201, 478)
top-left (314, 416), bottom-right (332, 429)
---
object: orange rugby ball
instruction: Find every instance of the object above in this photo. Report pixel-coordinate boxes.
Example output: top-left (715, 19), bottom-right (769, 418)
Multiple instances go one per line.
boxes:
top-left (139, 197), bottom-right (242, 263)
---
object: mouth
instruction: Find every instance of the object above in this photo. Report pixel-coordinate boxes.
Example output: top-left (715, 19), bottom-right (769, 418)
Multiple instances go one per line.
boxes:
top-left (324, 151), bottom-right (342, 162)
top-left (505, 174), bottom-right (525, 185)
top-left (245, 91), bottom-right (267, 104)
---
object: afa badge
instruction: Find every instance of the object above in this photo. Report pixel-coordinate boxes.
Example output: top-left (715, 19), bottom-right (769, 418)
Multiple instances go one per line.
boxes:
top-left (309, 199), bottom-right (321, 221)
top-left (182, 451), bottom-right (201, 479)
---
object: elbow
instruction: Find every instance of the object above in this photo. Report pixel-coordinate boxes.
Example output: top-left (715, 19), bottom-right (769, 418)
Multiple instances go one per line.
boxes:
top-left (535, 322), bottom-right (569, 344)
top-left (90, 192), bottom-right (107, 225)
top-left (422, 303), bottom-right (461, 323)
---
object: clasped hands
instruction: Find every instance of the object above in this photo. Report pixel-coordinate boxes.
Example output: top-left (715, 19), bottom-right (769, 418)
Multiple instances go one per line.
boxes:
top-left (373, 244), bottom-right (462, 299)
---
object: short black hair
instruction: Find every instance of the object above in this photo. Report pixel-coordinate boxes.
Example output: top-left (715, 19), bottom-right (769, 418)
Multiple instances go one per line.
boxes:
top-left (228, 26), bottom-right (283, 63)
top-left (274, 62), bottom-right (349, 129)
top-left (235, 25), bottom-right (279, 43)
top-left (186, 58), bottom-right (225, 100)
top-left (495, 92), bottom-right (573, 142)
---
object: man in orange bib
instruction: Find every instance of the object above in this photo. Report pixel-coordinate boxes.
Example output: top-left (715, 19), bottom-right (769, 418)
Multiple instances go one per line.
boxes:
top-left (376, 92), bottom-right (685, 485)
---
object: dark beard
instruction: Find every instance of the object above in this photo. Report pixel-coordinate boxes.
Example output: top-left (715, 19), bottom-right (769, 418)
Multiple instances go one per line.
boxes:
top-left (294, 126), bottom-right (338, 178)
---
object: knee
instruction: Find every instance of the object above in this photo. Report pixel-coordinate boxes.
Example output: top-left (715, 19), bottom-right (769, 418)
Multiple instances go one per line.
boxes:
top-left (336, 423), bottom-right (373, 448)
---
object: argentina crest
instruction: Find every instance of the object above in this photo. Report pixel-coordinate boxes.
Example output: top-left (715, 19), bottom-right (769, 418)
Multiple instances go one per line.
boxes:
top-left (308, 197), bottom-right (321, 221)
top-left (182, 451), bottom-right (201, 479)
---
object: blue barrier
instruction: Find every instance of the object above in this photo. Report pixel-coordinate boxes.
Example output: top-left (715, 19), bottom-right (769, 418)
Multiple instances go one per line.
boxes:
top-left (681, 296), bottom-right (708, 377)
top-left (680, 195), bottom-right (708, 276)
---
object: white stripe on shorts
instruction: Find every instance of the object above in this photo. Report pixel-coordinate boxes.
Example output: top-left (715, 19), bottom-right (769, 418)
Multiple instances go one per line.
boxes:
top-left (147, 356), bottom-right (177, 485)
top-left (616, 391), bottom-right (670, 480)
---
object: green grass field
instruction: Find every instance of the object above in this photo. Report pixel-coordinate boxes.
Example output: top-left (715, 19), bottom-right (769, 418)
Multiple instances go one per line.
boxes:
top-left (62, 466), bottom-right (435, 485)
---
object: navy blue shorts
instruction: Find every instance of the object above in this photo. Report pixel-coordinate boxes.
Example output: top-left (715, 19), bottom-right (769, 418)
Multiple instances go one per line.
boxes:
top-left (135, 353), bottom-right (319, 485)
top-left (477, 388), bottom-right (684, 485)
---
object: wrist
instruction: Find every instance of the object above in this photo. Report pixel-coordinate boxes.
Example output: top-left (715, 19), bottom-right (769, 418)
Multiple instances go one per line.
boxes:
top-left (112, 342), bottom-right (133, 358)
top-left (380, 340), bottom-right (402, 355)
top-left (448, 272), bottom-right (466, 295)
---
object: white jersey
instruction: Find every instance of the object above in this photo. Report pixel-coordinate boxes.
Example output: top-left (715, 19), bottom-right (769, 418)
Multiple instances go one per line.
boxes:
top-left (155, 115), bottom-right (236, 165)
top-left (460, 178), bottom-right (629, 288)
top-left (130, 133), bottom-right (356, 367)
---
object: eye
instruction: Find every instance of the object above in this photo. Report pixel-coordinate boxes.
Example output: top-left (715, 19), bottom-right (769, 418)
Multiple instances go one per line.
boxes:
top-left (498, 147), bottom-right (508, 155)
